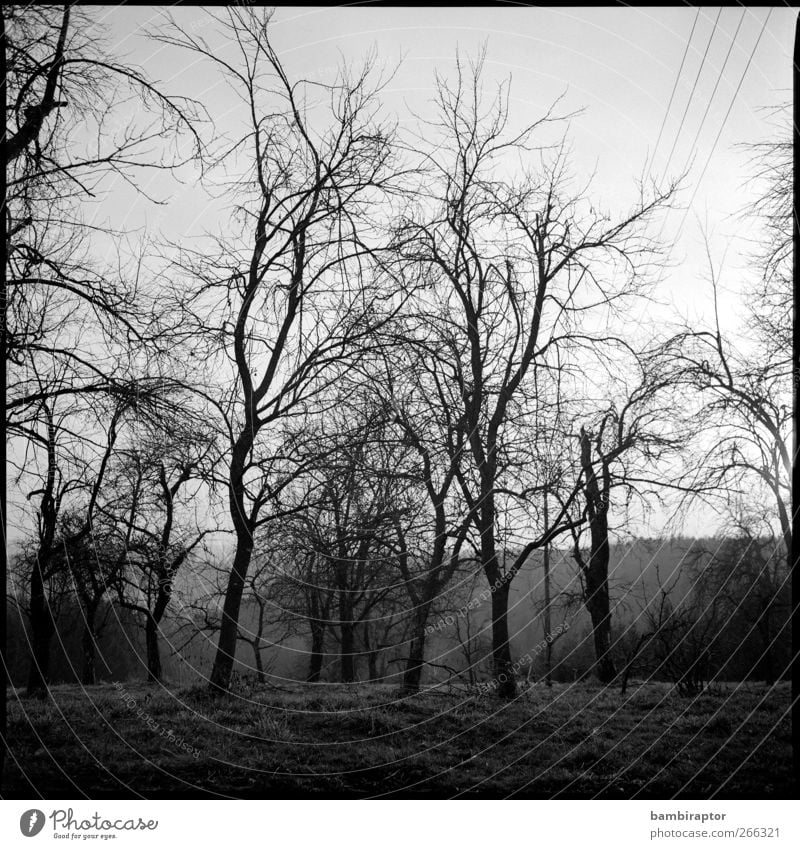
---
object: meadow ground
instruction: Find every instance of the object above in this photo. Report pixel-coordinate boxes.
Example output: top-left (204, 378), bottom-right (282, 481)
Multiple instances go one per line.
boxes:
top-left (3, 679), bottom-right (793, 799)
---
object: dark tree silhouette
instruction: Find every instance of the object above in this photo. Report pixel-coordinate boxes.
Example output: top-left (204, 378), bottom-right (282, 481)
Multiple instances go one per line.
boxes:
top-left (152, 8), bottom-right (405, 692)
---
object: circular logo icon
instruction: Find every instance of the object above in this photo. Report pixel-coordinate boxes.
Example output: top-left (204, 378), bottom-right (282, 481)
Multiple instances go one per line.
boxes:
top-left (20, 810), bottom-right (46, 837)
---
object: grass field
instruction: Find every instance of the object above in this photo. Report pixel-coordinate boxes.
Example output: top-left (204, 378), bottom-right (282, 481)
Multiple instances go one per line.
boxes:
top-left (3, 680), bottom-right (793, 799)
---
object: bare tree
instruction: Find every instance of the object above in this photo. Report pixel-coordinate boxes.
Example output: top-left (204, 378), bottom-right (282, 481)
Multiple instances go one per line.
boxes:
top-left (8, 393), bottom-right (137, 695)
top-left (395, 55), bottom-right (677, 696)
top-left (639, 562), bottom-right (723, 698)
top-left (4, 4), bottom-right (205, 418)
top-left (152, 8), bottom-right (405, 691)
top-left (56, 513), bottom-right (122, 685)
top-left (365, 337), bottom-right (480, 692)
top-left (107, 420), bottom-right (219, 683)
top-left (267, 534), bottom-right (335, 684)
top-left (670, 290), bottom-right (791, 572)
top-left (3, 4), bottom-right (205, 697)
top-left (180, 550), bottom-right (300, 687)
top-left (450, 570), bottom-right (492, 687)
top-left (298, 398), bottom-right (409, 683)
top-left (563, 351), bottom-right (687, 683)
top-left (6, 540), bottom-right (74, 684)
top-left (667, 106), bottom-right (792, 570)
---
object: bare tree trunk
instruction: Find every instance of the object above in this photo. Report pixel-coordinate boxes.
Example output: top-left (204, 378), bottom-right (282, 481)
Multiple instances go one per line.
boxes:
top-left (619, 632), bottom-right (651, 696)
top-left (403, 602), bottom-right (433, 692)
top-left (307, 621), bottom-right (325, 682)
top-left (758, 602), bottom-right (776, 686)
top-left (145, 579), bottom-right (173, 684)
top-left (579, 428), bottom-right (617, 685)
top-left (403, 630), bottom-right (426, 692)
top-left (363, 623), bottom-right (380, 683)
top-left (486, 562), bottom-right (515, 698)
top-left (340, 620), bottom-right (356, 683)
top-left (26, 412), bottom-right (58, 697)
top-left (543, 491), bottom-right (553, 687)
top-left (210, 528), bottom-right (254, 692)
top-left (26, 558), bottom-right (55, 697)
top-left (27, 571), bottom-right (55, 696)
top-left (145, 613), bottom-right (161, 684)
top-left (584, 554), bottom-right (616, 684)
top-left (81, 627), bottom-right (96, 685)
top-left (480, 479), bottom-right (517, 698)
top-left (252, 642), bottom-right (265, 683)
top-left (335, 554), bottom-right (357, 683)
top-left (210, 433), bottom-right (256, 692)
top-left (81, 604), bottom-right (98, 685)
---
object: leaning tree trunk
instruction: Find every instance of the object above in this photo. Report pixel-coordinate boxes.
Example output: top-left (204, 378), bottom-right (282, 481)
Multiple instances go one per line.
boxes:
top-left (210, 528), bottom-right (254, 692)
top-left (210, 439), bottom-right (257, 693)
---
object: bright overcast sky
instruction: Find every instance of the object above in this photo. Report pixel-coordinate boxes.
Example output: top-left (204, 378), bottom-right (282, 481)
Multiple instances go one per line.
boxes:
top-left (89, 5), bottom-right (794, 333)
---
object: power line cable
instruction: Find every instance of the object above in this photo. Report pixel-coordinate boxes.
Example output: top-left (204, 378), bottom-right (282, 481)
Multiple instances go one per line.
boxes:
top-left (660, 7), bottom-right (724, 181)
top-left (678, 8), bottom-right (748, 176)
top-left (672, 8), bottom-right (773, 244)
top-left (644, 8), bottom-right (701, 182)
top-left (630, 10), bottom-right (768, 330)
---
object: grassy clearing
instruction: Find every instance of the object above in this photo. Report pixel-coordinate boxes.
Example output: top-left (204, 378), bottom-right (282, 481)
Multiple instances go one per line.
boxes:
top-left (3, 680), bottom-right (793, 798)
